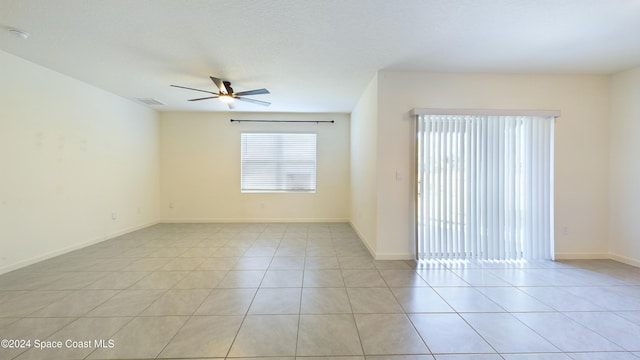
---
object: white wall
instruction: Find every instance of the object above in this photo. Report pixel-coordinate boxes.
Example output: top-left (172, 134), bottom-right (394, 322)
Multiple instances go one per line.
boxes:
top-left (0, 50), bottom-right (160, 274)
top-left (159, 111), bottom-right (350, 222)
top-left (371, 71), bottom-right (610, 259)
top-left (609, 67), bottom-right (640, 266)
top-left (350, 75), bottom-right (378, 254)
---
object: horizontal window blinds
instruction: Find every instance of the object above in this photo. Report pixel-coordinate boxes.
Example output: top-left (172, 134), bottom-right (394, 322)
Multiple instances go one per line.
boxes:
top-left (241, 133), bottom-right (317, 192)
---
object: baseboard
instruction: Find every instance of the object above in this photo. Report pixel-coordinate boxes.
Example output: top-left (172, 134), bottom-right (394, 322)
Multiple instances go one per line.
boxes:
top-left (348, 222), bottom-right (414, 260)
top-left (374, 253), bottom-right (414, 260)
top-left (554, 252), bottom-right (610, 260)
top-left (609, 253), bottom-right (640, 268)
top-left (107, 220), bottom-right (161, 239)
top-left (348, 221), bottom-right (377, 258)
top-left (161, 218), bottom-right (350, 223)
top-left (0, 220), bottom-right (159, 275)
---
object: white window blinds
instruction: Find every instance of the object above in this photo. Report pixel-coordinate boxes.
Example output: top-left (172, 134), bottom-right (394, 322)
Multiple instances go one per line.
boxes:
top-left (241, 133), bottom-right (317, 192)
top-left (416, 114), bottom-right (555, 261)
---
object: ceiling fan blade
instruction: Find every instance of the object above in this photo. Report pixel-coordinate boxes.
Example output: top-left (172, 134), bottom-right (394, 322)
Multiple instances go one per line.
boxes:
top-left (170, 84), bottom-right (219, 95)
top-left (234, 88), bottom-right (270, 96)
top-left (209, 76), bottom-right (224, 93)
top-left (188, 96), bottom-right (219, 101)
top-left (236, 97), bottom-right (271, 106)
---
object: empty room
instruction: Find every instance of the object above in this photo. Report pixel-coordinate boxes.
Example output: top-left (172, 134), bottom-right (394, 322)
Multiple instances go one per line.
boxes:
top-left (1, 1), bottom-right (640, 359)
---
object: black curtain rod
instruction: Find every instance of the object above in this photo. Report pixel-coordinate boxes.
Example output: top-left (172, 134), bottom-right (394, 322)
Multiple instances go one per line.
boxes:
top-left (230, 119), bottom-right (334, 124)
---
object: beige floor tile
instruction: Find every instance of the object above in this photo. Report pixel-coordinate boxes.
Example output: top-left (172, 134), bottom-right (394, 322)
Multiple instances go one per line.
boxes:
top-left (304, 270), bottom-right (345, 287)
top-left (476, 287), bottom-right (555, 312)
top-left (409, 314), bottom-right (495, 354)
top-left (0, 317), bottom-right (19, 328)
top-left (269, 256), bottom-right (305, 270)
top-left (249, 288), bottom-right (301, 314)
top-left (30, 290), bottom-right (118, 317)
top-left (87, 316), bottom-right (187, 359)
top-left (211, 247), bottom-right (247, 257)
top-left (342, 270), bottom-right (387, 287)
top-left (234, 256), bottom-right (273, 270)
top-left (338, 257), bottom-right (376, 269)
top-left (244, 247), bottom-right (277, 257)
top-left (391, 287), bottom-right (454, 313)
top-left (305, 256), bottom-right (340, 269)
top-left (514, 312), bottom-right (622, 352)
top-left (301, 287), bottom-right (352, 314)
top-left (274, 247), bottom-right (306, 257)
top-left (355, 314), bottom-right (429, 355)
top-left (86, 289), bottom-right (165, 316)
top-left (84, 271), bottom-right (150, 290)
top-left (195, 288), bottom-right (257, 315)
top-left (565, 311), bottom-right (640, 351)
top-left (379, 270), bottom-right (428, 287)
top-left (198, 257), bottom-right (240, 270)
top-left (433, 287), bottom-right (504, 312)
top-left (297, 314), bottom-right (363, 356)
top-left (0, 290), bottom-right (69, 317)
top-left (121, 257), bottom-right (172, 271)
top-left (218, 270), bottom-right (265, 288)
top-left (373, 260), bottom-right (412, 270)
top-left (127, 271), bottom-right (188, 289)
top-left (160, 257), bottom-right (206, 270)
top-left (347, 288), bottom-right (404, 313)
top-left (141, 289), bottom-right (211, 315)
top-left (228, 315), bottom-right (298, 357)
top-left (40, 272), bottom-right (109, 290)
top-left (261, 270), bottom-right (304, 287)
top-left (158, 315), bottom-right (243, 358)
top-left (461, 313), bottom-right (558, 353)
top-left (173, 270), bottom-right (227, 289)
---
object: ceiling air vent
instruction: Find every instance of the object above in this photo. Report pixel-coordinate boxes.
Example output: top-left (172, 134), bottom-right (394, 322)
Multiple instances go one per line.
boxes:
top-left (136, 98), bottom-right (164, 106)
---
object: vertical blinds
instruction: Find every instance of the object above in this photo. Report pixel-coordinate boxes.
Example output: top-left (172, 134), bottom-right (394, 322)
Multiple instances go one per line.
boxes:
top-left (416, 114), bottom-right (555, 261)
top-left (241, 133), bottom-right (317, 192)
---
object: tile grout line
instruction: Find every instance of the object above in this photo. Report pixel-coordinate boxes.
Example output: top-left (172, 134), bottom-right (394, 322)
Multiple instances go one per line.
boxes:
top-left (223, 227), bottom-right (268, 359)
top-left (292, 226), bottom-right (308, 358)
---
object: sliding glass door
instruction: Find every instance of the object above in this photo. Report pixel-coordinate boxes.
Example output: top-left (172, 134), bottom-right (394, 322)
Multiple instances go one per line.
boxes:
top-left (416, 113), bottom-right (555, 261)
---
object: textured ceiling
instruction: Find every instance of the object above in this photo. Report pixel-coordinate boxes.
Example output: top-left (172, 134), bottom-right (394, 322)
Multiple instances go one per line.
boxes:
top-left (1, 0), bottom-right (640, 113)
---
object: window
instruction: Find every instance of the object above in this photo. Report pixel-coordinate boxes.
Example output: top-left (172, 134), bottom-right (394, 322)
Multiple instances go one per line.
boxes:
top-left (241, 133), bottom-right (316, 192)
top-left (416, 113), bottom-right (555, 261)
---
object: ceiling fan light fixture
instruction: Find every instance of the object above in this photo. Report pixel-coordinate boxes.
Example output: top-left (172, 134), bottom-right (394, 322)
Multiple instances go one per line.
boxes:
top-left (219, 94), bottom-right (234, 104)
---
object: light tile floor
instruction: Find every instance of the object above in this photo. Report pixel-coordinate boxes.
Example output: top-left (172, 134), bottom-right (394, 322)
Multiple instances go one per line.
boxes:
top-left (1, 223), bottom-right (640, 359)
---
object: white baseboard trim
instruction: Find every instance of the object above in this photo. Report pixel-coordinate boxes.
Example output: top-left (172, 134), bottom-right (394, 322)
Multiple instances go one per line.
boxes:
top-left (161, 218), bottom-right (350, 224)
top-left (347, 222), bottom-right (414, 261)
top-left (555, 252), bottom-right (640, 268)
top-left (0, 220), bottom-right (159, 275)
top-left (348, 222), bottom-right (376, 258)
top-left (374, 253), bottom-right (414, 261)
top-left (107, 220), bottom-right (161, 239)
top-left (609, 253), bottom-right (640, 268)
top-left (554, 252), bottom-right (610, 260)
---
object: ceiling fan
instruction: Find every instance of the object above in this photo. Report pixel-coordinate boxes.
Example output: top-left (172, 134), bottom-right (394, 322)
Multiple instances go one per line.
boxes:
top-left (171, 76), bottom-right (270, 109)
